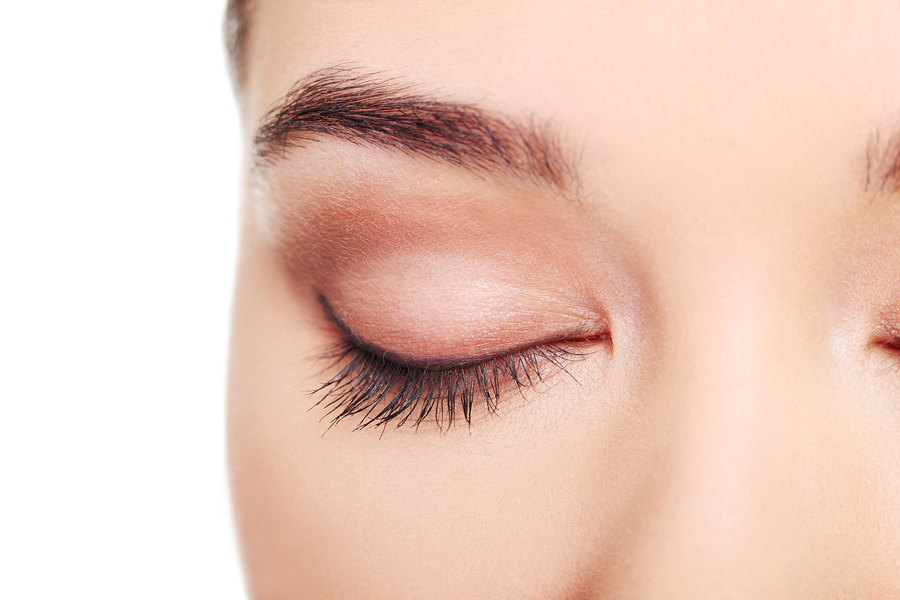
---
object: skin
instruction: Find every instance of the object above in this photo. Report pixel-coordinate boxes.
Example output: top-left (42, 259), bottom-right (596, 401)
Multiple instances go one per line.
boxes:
top-left (228, 0), bottom-right (900, 597)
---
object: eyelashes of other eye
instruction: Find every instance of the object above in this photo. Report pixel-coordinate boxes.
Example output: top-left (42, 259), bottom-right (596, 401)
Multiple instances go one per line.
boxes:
top-left (311, 296), bottom-right (606, 431)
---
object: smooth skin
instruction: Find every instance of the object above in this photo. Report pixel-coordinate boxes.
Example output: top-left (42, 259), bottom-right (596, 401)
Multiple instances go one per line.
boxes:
top-left (228, 1), bottom-right (900, 597)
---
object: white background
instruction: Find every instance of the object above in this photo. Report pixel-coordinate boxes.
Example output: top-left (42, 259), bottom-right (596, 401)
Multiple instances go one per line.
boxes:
top-left (1, 1), bottom-right (245, 598)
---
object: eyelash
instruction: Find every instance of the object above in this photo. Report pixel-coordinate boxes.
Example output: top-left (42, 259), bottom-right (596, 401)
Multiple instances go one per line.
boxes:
top-left (312, 332), bottom-right (599, 432)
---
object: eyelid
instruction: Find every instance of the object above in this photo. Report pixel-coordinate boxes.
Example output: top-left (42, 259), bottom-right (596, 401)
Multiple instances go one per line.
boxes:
top-left (319, 291), bottom-right (606, 368)
top-left (312, 293), bottom-right (606, 431)
top-left (317, 279), bottom-right (610, 358)
top-left (872, 324), bottom-right (900, 352)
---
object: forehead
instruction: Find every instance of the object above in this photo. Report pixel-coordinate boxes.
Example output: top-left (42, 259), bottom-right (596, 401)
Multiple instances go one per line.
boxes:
top-left (241, 1), bottom-right (900, 225)
top-left (243, 1), bottom-right (900, 134)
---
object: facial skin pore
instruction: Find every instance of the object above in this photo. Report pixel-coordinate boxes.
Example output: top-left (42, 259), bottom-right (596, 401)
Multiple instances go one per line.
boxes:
top-left (228, 1), bottom-right (900, 597)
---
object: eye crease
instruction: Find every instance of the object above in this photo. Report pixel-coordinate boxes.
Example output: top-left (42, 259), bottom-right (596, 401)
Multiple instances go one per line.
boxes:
top-left (312, 294), bottom-right (608, 431)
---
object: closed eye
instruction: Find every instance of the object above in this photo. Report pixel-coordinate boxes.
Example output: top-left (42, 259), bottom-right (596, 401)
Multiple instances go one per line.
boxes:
top-left (311, 294), bottom-right (607, 431)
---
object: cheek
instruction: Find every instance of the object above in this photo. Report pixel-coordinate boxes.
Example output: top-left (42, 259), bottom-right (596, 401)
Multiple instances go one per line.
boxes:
top-left (229, 355), bottom-right (652, 599)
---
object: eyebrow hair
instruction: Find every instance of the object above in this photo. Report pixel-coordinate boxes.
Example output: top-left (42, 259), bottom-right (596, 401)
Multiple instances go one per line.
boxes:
top-left (866, 127), bottom-right (900, 195)
top-left (252, 67), bottom-right (580, 192)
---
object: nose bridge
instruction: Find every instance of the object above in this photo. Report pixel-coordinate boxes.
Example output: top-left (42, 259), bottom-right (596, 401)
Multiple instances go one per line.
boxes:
top-left (625, 246), bottom-right (825, 593)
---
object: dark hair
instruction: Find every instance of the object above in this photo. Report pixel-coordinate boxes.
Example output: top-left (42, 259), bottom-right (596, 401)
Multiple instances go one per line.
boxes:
top-left (224, 0), bottom-right (251, 94)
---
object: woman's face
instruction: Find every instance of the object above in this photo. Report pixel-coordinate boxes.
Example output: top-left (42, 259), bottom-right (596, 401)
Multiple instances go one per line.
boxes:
top-left (228, 1), bottom-right (900, 596)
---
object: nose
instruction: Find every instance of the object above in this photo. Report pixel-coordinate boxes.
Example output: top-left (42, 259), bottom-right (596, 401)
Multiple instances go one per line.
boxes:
top-left (612, 257), bottom-right (873, 597)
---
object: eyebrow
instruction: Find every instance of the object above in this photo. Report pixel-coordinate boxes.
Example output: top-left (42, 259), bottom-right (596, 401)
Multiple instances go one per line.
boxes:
top-left (865, 127), bottom-right (900, 195)
top-left (252, 66), bottom-right (579, 193)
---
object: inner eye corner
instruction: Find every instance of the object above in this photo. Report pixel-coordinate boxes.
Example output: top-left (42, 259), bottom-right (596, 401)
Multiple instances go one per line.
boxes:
top-left (869, 319), bottom-right (900, 353)
top-left (569, 321), bottom-right (614, 349)
top-left (874, 337), bottom-right (900, 354)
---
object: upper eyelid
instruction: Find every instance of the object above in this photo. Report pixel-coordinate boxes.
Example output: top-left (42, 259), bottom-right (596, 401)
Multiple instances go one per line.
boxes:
top-left (317, 292), bottom-right (608, 369)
